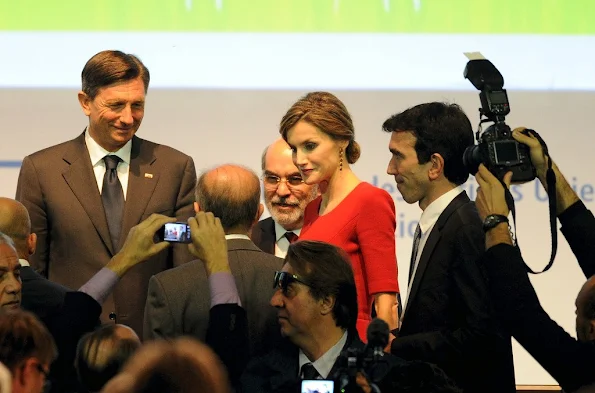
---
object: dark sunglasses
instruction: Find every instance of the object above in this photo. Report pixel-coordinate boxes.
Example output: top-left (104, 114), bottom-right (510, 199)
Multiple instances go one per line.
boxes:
top-left (274, 271), bottom-right (311, 292)
top-left (36, 363), bottom-right (51, 393)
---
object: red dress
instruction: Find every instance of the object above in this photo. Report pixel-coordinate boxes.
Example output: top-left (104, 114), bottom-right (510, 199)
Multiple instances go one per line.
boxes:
top-left (299, 182), bottom-right (399, 340)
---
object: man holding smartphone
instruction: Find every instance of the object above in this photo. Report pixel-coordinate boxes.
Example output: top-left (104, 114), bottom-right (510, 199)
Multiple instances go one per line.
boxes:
top-left (144, 164), bottom-right (283, 384)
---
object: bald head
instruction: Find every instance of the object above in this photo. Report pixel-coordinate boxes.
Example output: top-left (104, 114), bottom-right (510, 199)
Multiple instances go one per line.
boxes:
top-left (261, 138), bottom-right (293, 171)
top-left (0, 198), bottom-right (32, 258)
top-left (195, 165), bottom-right (262, 233)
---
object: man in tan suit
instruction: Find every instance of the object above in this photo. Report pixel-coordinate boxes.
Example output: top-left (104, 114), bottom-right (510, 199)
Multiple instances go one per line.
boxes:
top-left (15, 50), bottom-right (196, 336)
top-left (144, 164), bottom-right (283, 360)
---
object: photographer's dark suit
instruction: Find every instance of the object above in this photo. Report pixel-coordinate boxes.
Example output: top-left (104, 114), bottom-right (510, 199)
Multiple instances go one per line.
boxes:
top-left (392, 191), bottom-right (515, 393)
top-left (481, 200), bottom-right (595, 392)
top-left (16, 132), bottom-right (196, 336)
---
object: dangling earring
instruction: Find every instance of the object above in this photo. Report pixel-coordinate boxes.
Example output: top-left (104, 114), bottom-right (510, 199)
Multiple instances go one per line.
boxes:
top-left (339, 147), bottom-right (344, 172)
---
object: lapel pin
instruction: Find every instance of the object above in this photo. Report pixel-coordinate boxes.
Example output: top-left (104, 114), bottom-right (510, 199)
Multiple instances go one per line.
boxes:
top-left (144, 173), bottom-right (154, 179)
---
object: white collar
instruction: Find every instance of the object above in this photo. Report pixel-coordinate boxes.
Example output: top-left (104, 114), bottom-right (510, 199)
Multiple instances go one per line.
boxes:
top-left (18, 258), bottom-right (30, 267)
top-left (85, 129), bottom-right (132, 167)
top-left (274, 221), bottom-right (302, 242)
top-left (298, 330), bottom-right (348, 379)
top-left (418, 186), bottom-right (465, 234)
top-left (225, 234), bottom-right (251, 241)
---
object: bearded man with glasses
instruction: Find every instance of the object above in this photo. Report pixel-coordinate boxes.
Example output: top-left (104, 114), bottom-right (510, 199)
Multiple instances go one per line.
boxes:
top-left (252, 139), bottom-right (318, 258)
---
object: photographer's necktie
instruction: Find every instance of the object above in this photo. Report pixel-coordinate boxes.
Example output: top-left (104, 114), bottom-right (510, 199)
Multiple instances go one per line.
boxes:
top-left (300, 363), bottom-right (320, 380)
top-left (408, 224), bottom-right (422, 283)
top-left (102, 155), bottom-right (124, 252)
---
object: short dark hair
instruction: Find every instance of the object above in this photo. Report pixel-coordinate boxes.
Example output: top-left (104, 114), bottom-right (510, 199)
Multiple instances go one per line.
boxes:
top-left (82, 50), bottom-right (150, 100)
top-left (382, 102), bottom-right (474, 185)
top-left (0, 309), bottom-right (57, 373)
top-left (285, 241), bottom-right (357, 331)
top-left (75, 325), bottom-right (141, 393)
top-left (195, 166), bottom-right (261, 232)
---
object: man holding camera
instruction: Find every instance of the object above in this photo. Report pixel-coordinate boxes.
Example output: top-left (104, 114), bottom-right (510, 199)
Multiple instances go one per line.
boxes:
top-left (475, 128), bottom-right (595, 393)
top-left (383, 102), bottom-right (515, 393)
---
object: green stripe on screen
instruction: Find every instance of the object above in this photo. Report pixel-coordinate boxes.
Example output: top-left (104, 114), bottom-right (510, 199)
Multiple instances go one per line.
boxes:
top-left (1, 0), bottom-right (593, 34)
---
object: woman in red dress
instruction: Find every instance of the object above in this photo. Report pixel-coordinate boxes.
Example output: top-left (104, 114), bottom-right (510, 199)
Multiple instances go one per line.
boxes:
top-left (280, 91), bottom-right (399, 340)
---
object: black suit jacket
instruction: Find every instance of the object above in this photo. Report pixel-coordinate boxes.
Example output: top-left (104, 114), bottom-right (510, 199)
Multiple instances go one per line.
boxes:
top-left (240, 331), bottom-right (364, 393)
top-left (480, 200), bottom-right (595, 392)
top-left (251, 217), bottom-right (276, 255)
top-left (206, 304), bottom-right (249, 389)
top-left (45, 291), bottom-right (102, 393)
top-left (392, 191), bottom-right (515, 393)
top-left (20, 265), bottom-right (69, 319)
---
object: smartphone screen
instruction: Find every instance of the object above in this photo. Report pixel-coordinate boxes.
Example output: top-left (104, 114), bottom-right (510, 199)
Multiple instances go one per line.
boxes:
top-left (159, 222), bottom-right (191, 243)
top-left (301, 380), bottom-right (334, 393)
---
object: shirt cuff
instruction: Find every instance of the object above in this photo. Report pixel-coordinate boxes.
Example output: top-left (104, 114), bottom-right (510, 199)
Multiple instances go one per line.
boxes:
top-left (209, 272), bottom-right (241, 307)
top-left (78, 267), bottom-right (120, 305)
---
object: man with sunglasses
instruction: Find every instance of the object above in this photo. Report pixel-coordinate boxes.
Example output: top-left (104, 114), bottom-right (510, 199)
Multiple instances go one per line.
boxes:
top-left (252, 138), bottom-right (318, 257)
top-left (241, 240), bottom-right (363, 393)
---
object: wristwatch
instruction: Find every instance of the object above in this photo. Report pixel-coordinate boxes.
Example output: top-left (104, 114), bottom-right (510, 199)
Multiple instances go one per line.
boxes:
top-left (482, 214), bottom-right (509, 232)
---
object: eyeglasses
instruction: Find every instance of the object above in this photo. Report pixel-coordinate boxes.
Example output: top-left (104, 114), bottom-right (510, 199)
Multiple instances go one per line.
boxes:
top-left (273, 271), bottom-right (312, 293)
top-left (36, 363), bottom-right (51, 393)
top-left (262, 174), bottom-right (304, 189)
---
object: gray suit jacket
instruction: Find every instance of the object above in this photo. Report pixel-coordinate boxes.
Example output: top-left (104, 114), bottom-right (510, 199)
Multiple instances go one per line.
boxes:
top-left (144, 238), bottom-right (283, 357)
top-left (15, 132), bottom-right (196, 336)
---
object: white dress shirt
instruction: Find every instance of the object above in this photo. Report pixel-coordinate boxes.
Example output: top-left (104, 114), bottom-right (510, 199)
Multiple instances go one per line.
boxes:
top-left (403, 186), bottom-right (465, 316)
top-left (298, 331), bottom-right (348, 379)
top-left (85, 130), bottom-right (132, 199)
top-left (274, 222), bottom-right (302, 258)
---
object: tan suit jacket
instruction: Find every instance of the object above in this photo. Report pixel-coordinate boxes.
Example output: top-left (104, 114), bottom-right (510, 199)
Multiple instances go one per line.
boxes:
top-left (144, 238), bottom-right (283, 357)
top-left (15, 132), bottom-right (196, 336)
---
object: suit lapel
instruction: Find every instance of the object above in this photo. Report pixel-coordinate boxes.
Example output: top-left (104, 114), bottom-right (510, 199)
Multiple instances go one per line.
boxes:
top-left (120, 137), bottom-right (159, 250)
top-left (62, 133), bottom-right (114, 255)
top-left (403, 192), bottom-right (471, 321)
top-left (260, 218), bottom-right (276, 254)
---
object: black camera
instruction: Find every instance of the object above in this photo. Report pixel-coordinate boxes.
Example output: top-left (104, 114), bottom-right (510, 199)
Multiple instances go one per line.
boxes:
top-left (462, 58), bottom-right (535, 182)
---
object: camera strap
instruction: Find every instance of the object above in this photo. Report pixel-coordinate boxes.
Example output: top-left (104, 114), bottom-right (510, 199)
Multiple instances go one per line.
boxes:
top-left (505, 130), bottom-right (558, 274)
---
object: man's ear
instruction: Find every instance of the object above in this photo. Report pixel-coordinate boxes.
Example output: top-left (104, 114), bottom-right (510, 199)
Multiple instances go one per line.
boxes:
top-left (319, 295), bottom-right (336, 316)
top-left (77, 91), bottom-right (92, 116)
top-left (427, 153), bottom-right (445, 180)
top-left (27, 233), bottom-right (37, 256)
top-left (588, 319), bottom-right (595, 341)
top-left (193, 202), bottom-right (200, 213)
top-left (256, 203), bottom-right (264, 221)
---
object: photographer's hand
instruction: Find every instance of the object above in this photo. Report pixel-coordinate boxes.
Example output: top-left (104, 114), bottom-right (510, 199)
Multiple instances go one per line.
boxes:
top-left (475, 164), bottom-right (514, 249)
top-left (512, 127), bottom-right (548, 182)
top-left (108, 214), bottom-right (175, 277)
top-left (188, 212), bottom-right (230, 276)
top-left (512, 128), bottom-right (579, 215)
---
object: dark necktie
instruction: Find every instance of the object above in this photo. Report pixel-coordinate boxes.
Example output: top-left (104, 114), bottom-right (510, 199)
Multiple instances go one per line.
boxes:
top-left (300, 363), bottom-right (320, 380)
top-left (284, 231), bottom-right (299, 244)
top-left (102, 155), bottom-right (124, 251)
top-left (408, 224), bottom-right (422, 283)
